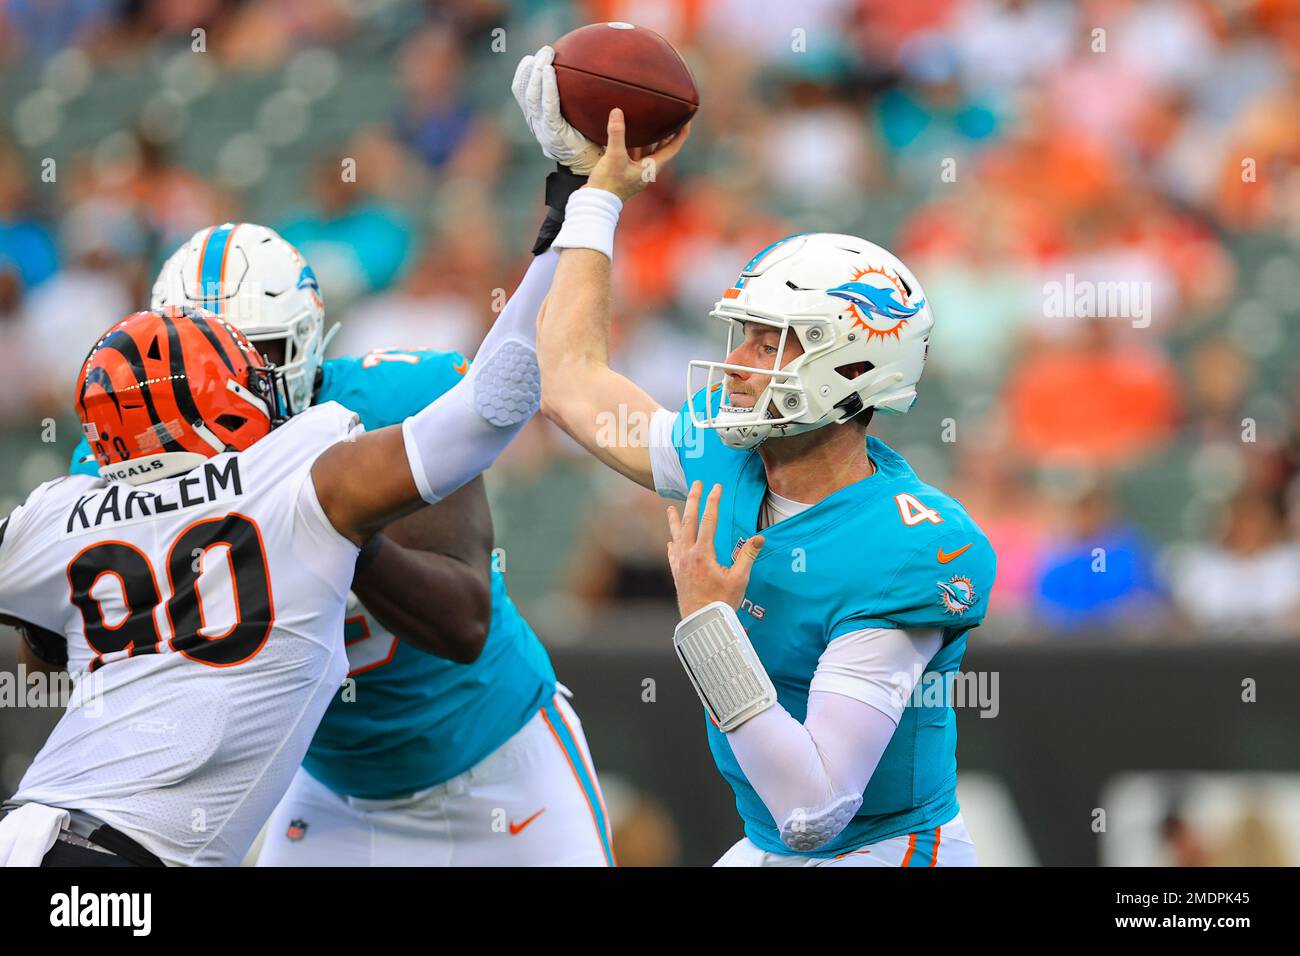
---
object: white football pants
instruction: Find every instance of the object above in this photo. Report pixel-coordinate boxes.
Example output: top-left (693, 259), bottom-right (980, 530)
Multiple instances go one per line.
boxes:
top-left (714, 812), bottom-right (977, 867)
top-left (256, 691), bottom-right (614, 866)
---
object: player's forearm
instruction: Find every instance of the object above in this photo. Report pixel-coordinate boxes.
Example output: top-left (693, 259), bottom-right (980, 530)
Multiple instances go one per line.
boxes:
top-left (15, 633), bottom-right (66, 675)
top-left (538, 246), bottom-right (613, 381)
top-left (398, 250), bottom-right (555, 506)
top-left (351, 536), bottom-right (490, 663)
top-left (536, 189), bottom-right (623, 416)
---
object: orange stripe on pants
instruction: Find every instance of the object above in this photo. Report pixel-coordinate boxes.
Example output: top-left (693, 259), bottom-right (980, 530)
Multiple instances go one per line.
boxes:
top-left (539, 705), bottom-right (614, 866)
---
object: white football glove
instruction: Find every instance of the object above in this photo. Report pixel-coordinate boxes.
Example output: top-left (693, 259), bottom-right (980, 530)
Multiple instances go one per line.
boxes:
top-left (512, 45), bottom-right (603, 175)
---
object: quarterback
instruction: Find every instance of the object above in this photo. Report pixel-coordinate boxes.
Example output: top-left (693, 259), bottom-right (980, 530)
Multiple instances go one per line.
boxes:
top-left (67, 221), bottom-right (614, 866)
top-left (518, 48), bottom-right (996, 866)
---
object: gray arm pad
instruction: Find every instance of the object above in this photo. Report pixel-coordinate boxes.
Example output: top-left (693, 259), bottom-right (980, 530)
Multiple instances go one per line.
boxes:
top-left (673, 601), bottom-right (777, 732)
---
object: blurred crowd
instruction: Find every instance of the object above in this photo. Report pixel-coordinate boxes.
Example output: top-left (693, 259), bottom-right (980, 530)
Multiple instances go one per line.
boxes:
top-left (1, 0), bottom-right (1298, 641)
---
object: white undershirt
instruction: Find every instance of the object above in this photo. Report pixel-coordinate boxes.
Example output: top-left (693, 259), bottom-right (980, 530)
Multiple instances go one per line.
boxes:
top-left (759, 488), bottom-right (811, 530)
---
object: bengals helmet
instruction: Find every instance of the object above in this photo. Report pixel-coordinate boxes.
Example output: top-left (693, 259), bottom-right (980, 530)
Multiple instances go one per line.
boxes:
top-left (75, 307), bottom-right (288, 484)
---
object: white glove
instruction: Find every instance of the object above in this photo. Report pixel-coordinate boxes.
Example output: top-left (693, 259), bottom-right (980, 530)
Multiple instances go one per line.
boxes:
top-left (512, 45), bottom-right (603, 175)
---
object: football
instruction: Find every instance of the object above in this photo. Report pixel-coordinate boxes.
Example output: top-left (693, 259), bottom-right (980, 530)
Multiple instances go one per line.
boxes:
top-left (552, 21), bottom-right (699, 148)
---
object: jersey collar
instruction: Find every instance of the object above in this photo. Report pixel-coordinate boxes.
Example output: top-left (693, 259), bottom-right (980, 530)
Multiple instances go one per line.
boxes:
top-left (728, 434), bottom-right (912, 548)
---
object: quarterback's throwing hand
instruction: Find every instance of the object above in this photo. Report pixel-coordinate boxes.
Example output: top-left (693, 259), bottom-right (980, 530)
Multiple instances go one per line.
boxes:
top-left (666, 482), bottom-right (764, 619)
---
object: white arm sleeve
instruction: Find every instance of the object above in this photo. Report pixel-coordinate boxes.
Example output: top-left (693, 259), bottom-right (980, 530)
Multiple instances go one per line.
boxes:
top-left (402, 249), bottom-right (557, 503)
top-left (648, 407), bottom-right (688, 500)
top-left (810, 627), bottom-right (943, 724)
top-left (725, 628), bottom-right (942, 852)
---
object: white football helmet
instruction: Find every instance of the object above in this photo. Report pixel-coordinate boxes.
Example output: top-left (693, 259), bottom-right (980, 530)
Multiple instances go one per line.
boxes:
top-left (151, 223), bottom-right (337, 415)
top-left (688, 233), bottom-right (934, 449)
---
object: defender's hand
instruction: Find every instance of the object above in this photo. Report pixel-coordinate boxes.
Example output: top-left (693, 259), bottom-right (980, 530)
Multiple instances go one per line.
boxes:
top-left (512, 46), bottom-right (604, 175)
top-left (667, 481), bottom-right (764, 619)
top-left (587, 108), bottom-right (690, 202)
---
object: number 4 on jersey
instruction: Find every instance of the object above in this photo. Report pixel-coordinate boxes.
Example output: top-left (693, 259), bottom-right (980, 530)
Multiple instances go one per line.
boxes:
top-left (895, 492), bottom-right (942, 527)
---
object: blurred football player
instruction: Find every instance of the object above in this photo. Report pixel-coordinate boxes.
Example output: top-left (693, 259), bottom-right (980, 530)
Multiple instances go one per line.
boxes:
top-left (518, 47), bottom-right (996, 866)
top-left (0, 236), bottom-right (551, 865)
top-left (62, 217), bottom-right (617, 866)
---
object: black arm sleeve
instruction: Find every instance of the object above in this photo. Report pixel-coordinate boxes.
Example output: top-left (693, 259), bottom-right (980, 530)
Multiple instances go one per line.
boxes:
top-left (532, 165), bottom-right (589, 255)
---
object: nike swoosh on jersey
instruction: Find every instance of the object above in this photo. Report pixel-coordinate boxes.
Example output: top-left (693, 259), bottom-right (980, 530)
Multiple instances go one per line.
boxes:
top-left (937, 543), bottom-right (973, 564)
top-left (509, 808), bottom-right (546, 835)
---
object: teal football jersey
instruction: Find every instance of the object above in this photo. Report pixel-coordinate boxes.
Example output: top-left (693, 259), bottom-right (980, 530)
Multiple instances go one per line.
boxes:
top-left (71, 349), bottom-right (556, 799)
top-left (669, 388), bottom-right (996, 856)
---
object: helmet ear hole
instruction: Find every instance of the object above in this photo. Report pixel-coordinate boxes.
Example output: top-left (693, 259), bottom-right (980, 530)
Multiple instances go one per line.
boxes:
top-left (834, 360), bottom-right (874, 382)
top-left (214, 414), bottom-right (247, 431)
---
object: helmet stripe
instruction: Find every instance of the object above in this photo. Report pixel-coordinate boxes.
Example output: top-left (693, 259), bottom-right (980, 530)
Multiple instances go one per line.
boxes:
top-left (161, 315), bottom-right (213, 438)
top-left (198, 222), bottom-right (236, 314)
top-left (734, 233), bottom-right (810, 288)
top-left (217, 222), bottom-right (241, 319)
top-left (189, 315), bottom-right (241, 377)
top-left (87, 327), bottom-right (185, 453)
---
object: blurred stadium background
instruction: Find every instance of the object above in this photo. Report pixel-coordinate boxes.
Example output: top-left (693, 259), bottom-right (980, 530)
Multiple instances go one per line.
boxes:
top-left (1, 0), bottom-right (1298, 865)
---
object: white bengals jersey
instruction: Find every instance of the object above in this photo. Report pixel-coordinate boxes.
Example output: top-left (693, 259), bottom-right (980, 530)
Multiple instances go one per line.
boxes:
top-left (0, 402), bottom-right (363, 866)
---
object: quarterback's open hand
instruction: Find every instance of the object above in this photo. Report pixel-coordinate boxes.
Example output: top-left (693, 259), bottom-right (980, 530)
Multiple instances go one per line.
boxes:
top-left (587, 108), bottom-right (690, 201)
top-left (512, 45), bottom-right (604, 175)
top-left (666, 481), bottom-right (764, 619)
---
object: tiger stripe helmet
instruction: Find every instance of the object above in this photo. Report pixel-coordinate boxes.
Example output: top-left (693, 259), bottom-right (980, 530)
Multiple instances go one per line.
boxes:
top-left (74, 307), bottom-right (287, 485)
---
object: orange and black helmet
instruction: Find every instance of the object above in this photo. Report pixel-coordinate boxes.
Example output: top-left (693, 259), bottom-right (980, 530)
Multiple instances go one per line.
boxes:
top-left (74, 306), bottom-right (288, 484)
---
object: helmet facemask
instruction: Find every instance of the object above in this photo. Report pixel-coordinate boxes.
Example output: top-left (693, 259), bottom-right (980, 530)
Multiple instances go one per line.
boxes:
top-left (243, 310), bottom-right (335, 418)
top-left (688, 305), bottom-right (838, 450)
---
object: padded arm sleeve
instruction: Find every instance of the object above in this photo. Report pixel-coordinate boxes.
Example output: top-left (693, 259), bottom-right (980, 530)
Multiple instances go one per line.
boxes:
top-left (402, 250), bottom-right (556, 503)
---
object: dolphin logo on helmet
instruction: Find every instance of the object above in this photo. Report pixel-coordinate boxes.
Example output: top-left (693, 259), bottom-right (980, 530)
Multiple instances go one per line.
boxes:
top-left (826, 278), bottom-right (925, 324)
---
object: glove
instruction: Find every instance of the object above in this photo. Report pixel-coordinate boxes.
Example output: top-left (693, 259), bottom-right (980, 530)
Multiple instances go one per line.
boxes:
top-left (512, 45), bottom-right (603, 175)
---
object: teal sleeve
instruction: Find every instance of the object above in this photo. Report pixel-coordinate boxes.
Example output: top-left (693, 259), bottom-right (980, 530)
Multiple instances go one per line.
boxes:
top-left (69, 435), bottom-right (97, 477)
top-left (833, 531), bottom-right (997, 637)
top-left (323, 350), bottom-right (470, 431)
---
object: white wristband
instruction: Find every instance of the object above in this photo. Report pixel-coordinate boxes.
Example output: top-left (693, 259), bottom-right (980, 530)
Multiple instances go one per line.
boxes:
top-left (551, 188), bottom-right (623, 261)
